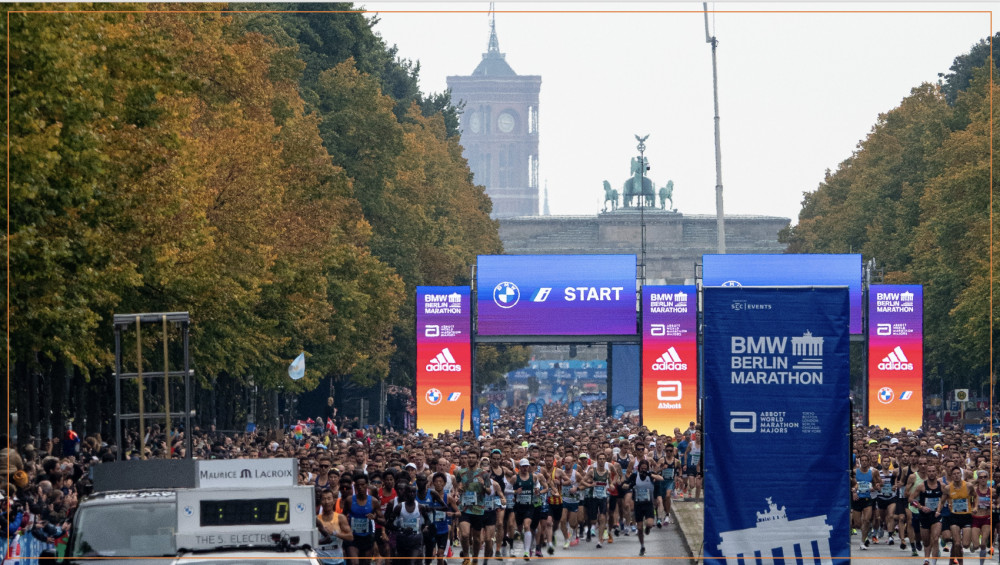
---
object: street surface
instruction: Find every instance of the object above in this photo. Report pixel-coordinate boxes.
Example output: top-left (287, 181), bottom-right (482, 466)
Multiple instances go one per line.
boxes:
top-left (493, 518), bottom-right (692, 563)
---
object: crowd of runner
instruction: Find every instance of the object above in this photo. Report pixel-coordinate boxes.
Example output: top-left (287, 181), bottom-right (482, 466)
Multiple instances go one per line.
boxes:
top-left (1, 400), bottom-right (998, 565)
top-left (851, 425), bottom-right (1000, 565)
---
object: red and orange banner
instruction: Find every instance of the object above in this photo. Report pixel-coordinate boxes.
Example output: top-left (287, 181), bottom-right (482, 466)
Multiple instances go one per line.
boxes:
top-left (868, 285), bottom-right (923, 431)
top-left (416, 286), bottom-right (472, 436)
top-left (641, 285), bottom-right (697, 435)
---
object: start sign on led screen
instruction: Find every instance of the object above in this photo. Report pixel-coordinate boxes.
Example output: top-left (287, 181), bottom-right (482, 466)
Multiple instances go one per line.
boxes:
top-left (476, 254), bottom-right (637, 336)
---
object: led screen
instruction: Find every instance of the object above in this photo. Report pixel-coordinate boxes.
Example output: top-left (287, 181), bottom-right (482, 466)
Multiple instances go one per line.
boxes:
top-left (868, 285), bottom-right (923, 432)
top-left (476, 254), bottom-right (637, 336)
top-left (702, 254), bottom-right (862, 333)
top-left (416, 286), bottom-right (472, 436)
top-left (641, 285), bottom-right (697, 435)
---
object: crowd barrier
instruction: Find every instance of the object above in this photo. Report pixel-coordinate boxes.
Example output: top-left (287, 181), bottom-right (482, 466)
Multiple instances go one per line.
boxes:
top-left (2, 531), bottom-right (58, 565)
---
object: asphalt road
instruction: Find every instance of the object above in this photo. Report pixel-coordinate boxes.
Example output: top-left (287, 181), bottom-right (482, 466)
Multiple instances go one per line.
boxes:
top-left (493, 518), bottom-right (693, 564)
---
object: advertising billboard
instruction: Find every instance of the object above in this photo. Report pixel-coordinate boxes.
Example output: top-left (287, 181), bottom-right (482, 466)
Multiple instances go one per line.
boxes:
top-left (416, 286), bottom-right (472, 436)
top-left (703, 287), bottom-right (850, 565)
top-left (641, 285), bottom-right (697, 435)
top-left (476, 254), bottom-right (637, 336)
top-left (609, 344), bottom-right (640, 413)
top-left (702, 254), bottom-right (862, 334)
top-left (868, 285), bottom-right (923, 431)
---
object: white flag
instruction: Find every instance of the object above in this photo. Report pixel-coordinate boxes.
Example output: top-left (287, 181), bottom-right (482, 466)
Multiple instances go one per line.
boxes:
top-left (288, 352), bottom-right (305, 380)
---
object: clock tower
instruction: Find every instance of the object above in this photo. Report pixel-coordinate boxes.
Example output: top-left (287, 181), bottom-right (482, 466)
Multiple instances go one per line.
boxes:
top-left (447, 14), bottom-right (541, 217)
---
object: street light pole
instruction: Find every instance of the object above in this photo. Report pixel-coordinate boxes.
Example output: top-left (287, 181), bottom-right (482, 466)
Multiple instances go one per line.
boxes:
top-left (704, 3), bottom-right (726, 254)
top-left (636, 135), bottom-right (648, 287)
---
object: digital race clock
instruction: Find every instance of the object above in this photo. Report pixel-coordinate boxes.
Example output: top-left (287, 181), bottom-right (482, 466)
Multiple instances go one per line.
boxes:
top-left (200, 497), bottom-right (291, 527)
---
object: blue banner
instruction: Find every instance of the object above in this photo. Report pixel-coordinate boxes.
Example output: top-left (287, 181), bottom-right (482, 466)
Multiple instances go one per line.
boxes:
top-left (569, 401), bottom-right (583, 418)
top-left (525, 404), bottom-right (538, 434)
top-left (703, 287), bottom-right (850, 565)
top-left (535, 401), bottom-right (544, 418)
top-left (613, 404), bottom-right (625, 419)
top-left (471, 407), bottom-right (481, 438)
top-left (459, 409), bottom-right (465, 440)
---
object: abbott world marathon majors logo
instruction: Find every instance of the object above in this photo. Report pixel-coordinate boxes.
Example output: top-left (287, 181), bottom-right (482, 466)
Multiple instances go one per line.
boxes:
top-left (426, 348), bottom-right (462, 372)
top-left (730, 331), bottom-right (824, 385)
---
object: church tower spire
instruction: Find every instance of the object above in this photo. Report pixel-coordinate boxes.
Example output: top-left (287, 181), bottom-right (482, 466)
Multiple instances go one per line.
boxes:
top-left (487, 3), bottom-right (501, 55)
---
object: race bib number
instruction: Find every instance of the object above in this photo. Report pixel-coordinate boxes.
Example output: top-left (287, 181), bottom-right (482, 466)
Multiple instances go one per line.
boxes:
top-left (690, 453), bottom-right (701, 465)
top-left (952, 498), bottom-right (969, 513)
top-left (517, 493), bottom-right (532, 505)
top-left (663, 468), bottom-right (674, 479)
top-left (857, 481), bottom-right (871, 494)
top-left (636, 489), bottom-right (651, 502)
top-left (351, 516), bottom-right (370, 534)
top-left (506, 497), bottom-right (515, 509)
top-left (462, 492), bottom-right (477, 506)
top-left (880, 483), bottom-right (893, 496)
top-left (925, 497), bottom-right (939, 511)
top-left (402, 516), bottom-right (420, 531)
top-left (434, 510), bottom-right (448, 523)
top-left (978, 496), bottom-right (991, 510)
top-left (594, 486), bottom-right (607, 499)
top-left (484, 496), bottom-right (495, 511)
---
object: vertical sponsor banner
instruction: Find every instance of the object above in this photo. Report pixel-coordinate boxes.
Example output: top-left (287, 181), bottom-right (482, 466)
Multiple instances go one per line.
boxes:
top-left (868, 285), bottom-right (923, 431)
top-left (703, 287), bottom-right (850, 565)
top-left (525, 404), bottom-right (538, 433)
top-left (642, 285), bottom-right (697, 435)
top-left (416, 286), bottom-right (472, 436)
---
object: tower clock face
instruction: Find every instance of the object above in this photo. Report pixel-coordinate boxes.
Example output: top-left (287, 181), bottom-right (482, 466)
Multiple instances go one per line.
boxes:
top-left (469, 113), bottom-right (481, 133)
top-left (497, 112), bottom-right (515, 133)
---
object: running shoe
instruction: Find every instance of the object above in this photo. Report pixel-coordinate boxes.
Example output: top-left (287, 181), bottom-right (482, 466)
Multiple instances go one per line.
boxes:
top-left (447, 547), bottom-right (454, 558)
top-left (630, 524), bottom-right (638, 533)
top-left (462, 558), bottom-right (471, 565)
top-left (586, 531), bottom-right (592, 543)
top-left (645, 525), bottom-right (652, 535)
top-left (864, 538), bottom-right (870, 548)
top-left (640, 546), bottom-right (646, 556)
top-left (614, 525), bottom-right (620, 536)
top-left (547, 544), bottom-right (554, 555)
top-left (535, 549), bottom-right (543, 558)
top-left (570, 537), bottom-right (580, 547)
top-left (888, 537), bottom-right (894, 546)
top-left (656, 519), bottom-right (663, 529)
top-left (912, 548), bottom-right (919, 557)
top-left (523, 551), bottom-right (530, 562)
top-left (916, 540), bottom-right (923, 551)
top-left (923, 560), bottom-right (930, 565)
top-left (899, 541), bottom-right (906, 550)
top-left (563, 540), bottom-right (570, 550)
top-left (596, 542), bottom-right (602, 549)
top-left (871, 537), bottom-right (878, 544)
top-left (859, 543), bottom-right (868, 551)
top-left (852, 528), bottom-right (858, 536)
top-left (606, 534), bottom-right (614, 544)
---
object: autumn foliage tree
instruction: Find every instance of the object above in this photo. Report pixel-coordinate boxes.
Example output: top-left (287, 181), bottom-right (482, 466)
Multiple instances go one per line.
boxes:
top-left (780, 42), bottom-right (996, 395)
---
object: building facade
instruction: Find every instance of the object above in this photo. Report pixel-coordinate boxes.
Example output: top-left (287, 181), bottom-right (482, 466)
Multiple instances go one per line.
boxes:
top-left (447, 18), bottom-right (540, 218)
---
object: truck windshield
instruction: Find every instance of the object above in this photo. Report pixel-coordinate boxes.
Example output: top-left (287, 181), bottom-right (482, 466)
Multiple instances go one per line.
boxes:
top-left (71, 502), bottom-right (176, 558)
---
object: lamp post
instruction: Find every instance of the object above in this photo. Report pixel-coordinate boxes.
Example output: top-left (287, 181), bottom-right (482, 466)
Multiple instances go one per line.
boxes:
top-left (704, 3), bottom-right (726, 253)
top-left (636, 134), bottom-right (649, 287)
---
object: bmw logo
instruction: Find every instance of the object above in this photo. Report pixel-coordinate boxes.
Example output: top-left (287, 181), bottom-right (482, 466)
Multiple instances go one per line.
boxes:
top-left (426, 388), bottom-right (442, 405)
top-left (493, 282), bottom-right (520, 308)
top-left (184, 506), bottom-right (193, 516)
top-left (878, 387), bottom-right (894, 404)
top-left (296, 503), bottom-right (306, 513)
top-left (721, 280), bottom-right (742, 287)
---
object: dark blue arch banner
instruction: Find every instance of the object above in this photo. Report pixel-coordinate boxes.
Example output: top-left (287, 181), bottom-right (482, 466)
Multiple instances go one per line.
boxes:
top-left (703, 287), bottom-right (850, 565)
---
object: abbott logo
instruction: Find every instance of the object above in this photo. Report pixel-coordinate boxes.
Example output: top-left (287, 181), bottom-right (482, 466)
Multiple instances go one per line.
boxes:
top-left (426, 348), bottom-right (462, 372)
top-left (730, 411), bottom-right (757, 433)
top-left (876, 323), bottom-right (891, 336)
top-left (656, 381), bottom-right (682, 401)
top-left (650, 323), bottom-right (666, 336)
top-left (425, 325), bottom-right (440, 337)
top-left (878, 346), bottom-right (913, 371)
top-left (651, 347), bottom-right (687, 371)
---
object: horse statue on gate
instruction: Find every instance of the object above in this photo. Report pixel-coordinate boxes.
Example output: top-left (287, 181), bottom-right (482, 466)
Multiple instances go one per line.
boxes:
top-left (603, 180), bottom-right (619, 212)
top-left (658, 180), bottom-right (674, 210)
top-left (622, 157), bottom-right (655, 207)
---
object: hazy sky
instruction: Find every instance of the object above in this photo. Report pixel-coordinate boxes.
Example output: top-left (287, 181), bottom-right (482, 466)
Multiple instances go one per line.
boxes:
top-left (364, 3), bottom-right (990, 224)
